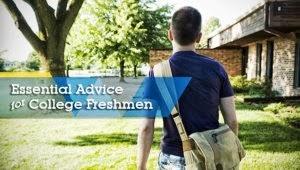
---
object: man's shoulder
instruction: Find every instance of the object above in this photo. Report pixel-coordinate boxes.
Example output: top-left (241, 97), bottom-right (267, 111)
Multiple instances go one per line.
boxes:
top-left (169, 51), bottom-right (227, 74)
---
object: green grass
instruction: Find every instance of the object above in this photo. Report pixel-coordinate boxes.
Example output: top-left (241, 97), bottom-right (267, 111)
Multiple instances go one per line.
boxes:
top-left (0, 99), bottom-right (299, 169)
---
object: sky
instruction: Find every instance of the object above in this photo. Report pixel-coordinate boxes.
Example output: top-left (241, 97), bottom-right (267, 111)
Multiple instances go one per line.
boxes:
top-left (0, 0), bottom-right (262, 61)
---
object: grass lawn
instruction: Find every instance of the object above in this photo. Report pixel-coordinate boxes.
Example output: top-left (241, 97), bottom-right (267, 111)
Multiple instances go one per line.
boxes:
top-left (0, 104), bottom-right (300, 170)
top-left (0, 98), bottom-right (299, 169)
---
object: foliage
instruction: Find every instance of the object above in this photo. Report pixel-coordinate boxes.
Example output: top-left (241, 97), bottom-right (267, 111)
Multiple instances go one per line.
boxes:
top-left (124, 67), bottom-right (142, 77)
top-left (0, 50), bottom-right (6, 71)
top-left (0, 58), bottom-right (4, 72)
top-left (230, 75), bottom-right (279, 97)
top-left (230, 76), bottom-right (261, 93)
top-left (5, 62), bottom-right (27, 72)
top-left (263, 103), bottom-right (285, 114)
top-left (198, 17), bottom-right (221, 48)
top-left (26, 51), bottom-right (41, 71)
top-left (66, 0), bottom-right (171, 78)
top-left (279, 106), bottom-right (300, 128)
top-left (263, 102), bottom-right (300, 128)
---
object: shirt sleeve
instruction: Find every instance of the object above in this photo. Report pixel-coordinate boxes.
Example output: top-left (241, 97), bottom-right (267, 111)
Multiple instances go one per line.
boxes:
top-left (219, 64), bottom-right (234, 98)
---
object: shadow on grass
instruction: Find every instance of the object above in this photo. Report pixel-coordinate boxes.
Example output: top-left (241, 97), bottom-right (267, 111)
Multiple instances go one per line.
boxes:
top-left (54, 121), bottom-right (299, 153)
top-left (54, 127), bottom-right (162, 149)
top-left (239, 121), bottom-right (300, 153)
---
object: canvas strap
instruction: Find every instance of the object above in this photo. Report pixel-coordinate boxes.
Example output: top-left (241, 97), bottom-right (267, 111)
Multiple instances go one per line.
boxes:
top-left (153, 60), bottom-right (194, 151)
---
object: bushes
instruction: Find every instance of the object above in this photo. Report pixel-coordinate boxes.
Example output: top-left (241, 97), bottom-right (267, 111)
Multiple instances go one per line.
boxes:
top-left (230, 75), bottom-right (250, 93)
top-left (0, 58), bottom-right (4, 71)
top-left (230, 75), bottom-right (263, 94)
top-left (230, 75), bottom-right (279, 97)
top-left (263, 103), bottom-right (285, 114)
top-left (263, 103), bottom-right (300, 128)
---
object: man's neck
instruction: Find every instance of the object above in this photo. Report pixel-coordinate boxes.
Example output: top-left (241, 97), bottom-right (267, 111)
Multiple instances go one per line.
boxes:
top-left (172, 41), bottom-right (196, 54)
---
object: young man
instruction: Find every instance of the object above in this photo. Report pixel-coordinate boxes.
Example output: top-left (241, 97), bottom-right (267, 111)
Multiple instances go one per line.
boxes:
top-left (137, 6), bottom-right (238, 170)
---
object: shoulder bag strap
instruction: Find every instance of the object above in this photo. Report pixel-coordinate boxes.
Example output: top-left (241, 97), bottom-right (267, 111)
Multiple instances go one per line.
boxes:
top-left (153, 60), bottom-right (194, 151)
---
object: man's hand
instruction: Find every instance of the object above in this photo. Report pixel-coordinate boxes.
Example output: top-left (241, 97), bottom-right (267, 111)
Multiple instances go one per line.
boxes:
top-left (137, 118), bottom-right (155, 170)
top-left (220, 96), bottom-right (238, 135)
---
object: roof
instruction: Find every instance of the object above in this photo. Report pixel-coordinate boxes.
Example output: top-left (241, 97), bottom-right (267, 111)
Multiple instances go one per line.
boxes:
top-left (208, 1), bottom-right (265, 39)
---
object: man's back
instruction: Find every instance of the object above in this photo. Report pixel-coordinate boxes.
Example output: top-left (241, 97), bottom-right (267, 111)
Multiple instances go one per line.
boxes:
top-left (161, 51), bottom-right (234, 157)
top-left (137, 7), bottom-right (237, 170)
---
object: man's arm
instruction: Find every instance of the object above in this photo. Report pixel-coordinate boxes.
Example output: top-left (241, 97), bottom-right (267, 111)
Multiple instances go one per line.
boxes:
top-left (220, 96), bottom-right (238, 135)
top-left (137, 118), bottom-right (155, 170)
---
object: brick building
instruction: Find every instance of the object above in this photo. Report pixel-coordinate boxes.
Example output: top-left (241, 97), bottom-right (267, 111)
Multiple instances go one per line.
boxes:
top-left (149, 49), bottom-right (242, 76)
top-left (208, 0), bottom-right (300, 96)
top-left (150, 0), bottom-right (300, 96)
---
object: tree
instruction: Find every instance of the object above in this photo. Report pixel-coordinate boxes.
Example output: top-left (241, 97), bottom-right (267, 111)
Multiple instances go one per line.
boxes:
top-left (130, 54), bottom-right (141, 78)
top-left (199, 17), bottom-right (221, 48)
top-left (128, 1), bottom-right (171, 78)
top-left (0, 58), bottom-right (4, 72)
top-left (0, 50), bottom-right (7, 71)
top-left (26, 51), bottom-right (41, 71)
top-left (67, 0), bottom-right (171, 81)
top-left (1, 0), bottom-right (84, 76)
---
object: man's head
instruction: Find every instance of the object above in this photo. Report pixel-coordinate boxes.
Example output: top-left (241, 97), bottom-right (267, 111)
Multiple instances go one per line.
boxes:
top-left (169, 6), bottom-right (202, 46)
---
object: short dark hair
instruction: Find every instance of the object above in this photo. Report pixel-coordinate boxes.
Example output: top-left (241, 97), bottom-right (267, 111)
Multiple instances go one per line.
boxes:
top-left (171, 6), bottom-right (202, 45)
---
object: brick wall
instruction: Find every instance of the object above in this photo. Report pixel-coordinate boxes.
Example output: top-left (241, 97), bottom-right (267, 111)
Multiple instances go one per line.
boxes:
top-left (149, 49), bottom-right (242, 76)
top-left (245, 38), bottom-right (300, 96)
top-left (273, 38), bottom-right (300, 96)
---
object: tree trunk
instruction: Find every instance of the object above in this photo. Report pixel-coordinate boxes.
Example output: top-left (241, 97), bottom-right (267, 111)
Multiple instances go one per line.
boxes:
top-left (119, 59), bottom-right (125, 82)
top-left (37, 49), bottom-right (65, 77)
top-left (66, 64), bottom-right (70, 77)
top-left (44, 26), bottom-right (66, 77)
top-left (1, 0), bottom-right (84, 77)
top-left (133, 64), bottom-right (137, 78)
top-left (48, 55), bottom-right (65, 76)
top-left (46, 47), bottom-right (66, 77)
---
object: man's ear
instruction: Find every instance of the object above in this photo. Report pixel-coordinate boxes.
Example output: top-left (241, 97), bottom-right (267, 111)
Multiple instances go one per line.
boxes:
top-left (195, 32), bottom-right (202, 43)
top-left (168, 29), bottom-right (173, 41)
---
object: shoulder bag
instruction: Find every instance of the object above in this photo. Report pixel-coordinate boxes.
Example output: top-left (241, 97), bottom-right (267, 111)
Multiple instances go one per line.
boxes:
top-left (153, 60), bottom-right (245, 170)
